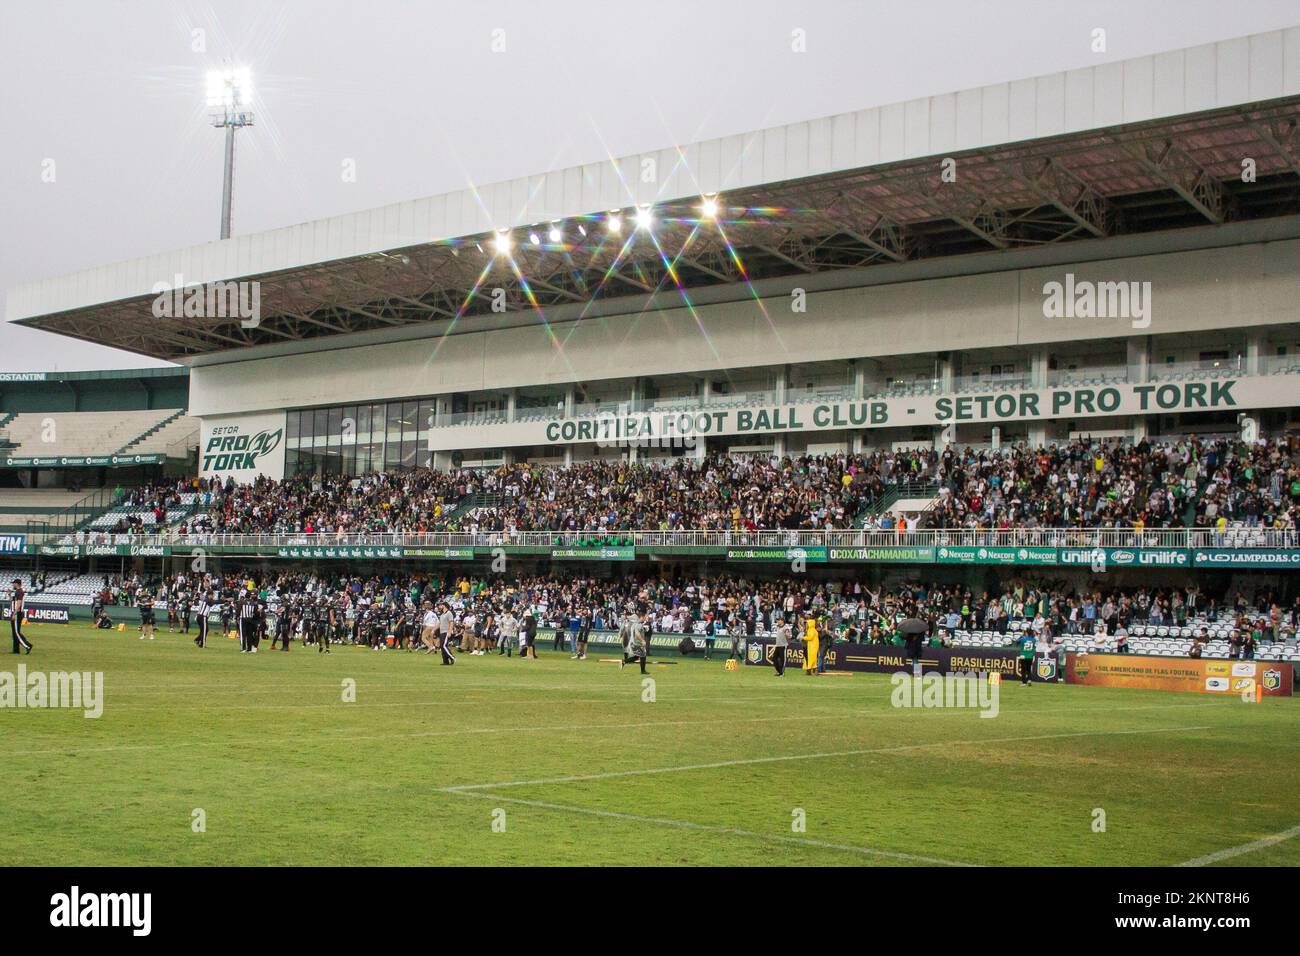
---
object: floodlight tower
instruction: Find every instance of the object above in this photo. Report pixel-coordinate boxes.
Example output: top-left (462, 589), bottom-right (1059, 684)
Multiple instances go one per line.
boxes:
top-left (207, 67), bottom-right (254, 240)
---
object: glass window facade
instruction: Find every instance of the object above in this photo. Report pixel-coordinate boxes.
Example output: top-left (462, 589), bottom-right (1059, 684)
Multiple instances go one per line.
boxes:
top-left (284, 399), bottom-right (436, 478)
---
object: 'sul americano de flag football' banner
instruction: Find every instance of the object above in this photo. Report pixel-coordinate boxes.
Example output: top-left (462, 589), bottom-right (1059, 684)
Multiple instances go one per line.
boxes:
top-left (1065, 653), bottom-right (1293, 696)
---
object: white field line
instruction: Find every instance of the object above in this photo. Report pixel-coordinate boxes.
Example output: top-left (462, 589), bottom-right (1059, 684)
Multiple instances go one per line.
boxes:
top-left (447, 790), bottom-right (976, 866)
top-left (1175, 823), bottom-right (1300, 867)
top-left (442, 724), bottom-right (1214, 792)
top-left (0, 712), bottom-right (854, 758)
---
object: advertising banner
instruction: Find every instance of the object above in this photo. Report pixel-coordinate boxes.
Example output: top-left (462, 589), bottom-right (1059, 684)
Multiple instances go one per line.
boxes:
top-left (404, 547), bottom-right (476, 560)
top-left (1065, 653), bottom-right (1293, 696)
top-left (275, 546), bottom-right (405, 560)
top-left (2, 454), bottom-right (164, 469)
top-left (828, 545), bottom-right (936, 563)
top-left (936, 545), bottom-right (1057, 566)
top-left (2, 603), bottom-right (71, 624)
top-left (744, 639), bottom-right (1060, 681)
top-left (1058, 546), bottom-right (1190, 569)
top-left (199, 410), bottom-right (287, 482)
top-left (726, 546), bottom-right (828, 563)
top-left (1191, 549), bottom-right (1300, 569)
top-left (77, 544), bottom-right (171, 558)
top-left (550, 546), bottom-right (635, 561)
top-left (0, 534), bottom-right (26, 555)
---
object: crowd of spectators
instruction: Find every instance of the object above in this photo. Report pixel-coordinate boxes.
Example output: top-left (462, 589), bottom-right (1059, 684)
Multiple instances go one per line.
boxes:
top-left (913, 437), bottom-right (1298, 532)
top-left (83, 436), bottom-right (1300, 537)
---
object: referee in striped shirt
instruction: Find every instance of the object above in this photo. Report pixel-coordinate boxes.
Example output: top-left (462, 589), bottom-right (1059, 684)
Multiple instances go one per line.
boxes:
top-left (194, 590), bottom-right (212, 648)
top-left (238, 586), bottom-right (260, 654)
top-left (10, 578), bottom-right (32, 655)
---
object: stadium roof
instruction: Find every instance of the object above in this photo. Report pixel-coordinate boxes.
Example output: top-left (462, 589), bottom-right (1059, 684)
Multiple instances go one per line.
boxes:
top-left (9, 27), bottom-right (1300, 363)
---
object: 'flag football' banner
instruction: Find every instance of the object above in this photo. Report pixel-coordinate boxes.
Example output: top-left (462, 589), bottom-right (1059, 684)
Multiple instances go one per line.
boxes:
top-left (1065, 653), bottom-right (1293, 696)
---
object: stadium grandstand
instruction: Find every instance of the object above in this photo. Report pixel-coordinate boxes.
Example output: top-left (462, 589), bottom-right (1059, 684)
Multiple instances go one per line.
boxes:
top-left (3, 28), bottom-right (1299, 609)
top-left (7, 0), bottom-right (1300, 887)
top-left (0, 368), bottom-right (198, 544)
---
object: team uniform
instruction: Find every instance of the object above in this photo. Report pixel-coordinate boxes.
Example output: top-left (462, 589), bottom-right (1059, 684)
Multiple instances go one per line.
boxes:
top-left (194, 594), bottom-right (212, 648)
top-left (9, 581), bottom-right (32, 654)
top-left (238, 591), bottom-right (260, 653)
top-left (138, 592), bottom-right (157, 640)
top-left (1017, 631), bottom-right (1035, 685)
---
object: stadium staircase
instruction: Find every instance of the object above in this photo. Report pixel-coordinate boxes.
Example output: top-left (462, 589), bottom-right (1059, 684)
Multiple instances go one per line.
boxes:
top-left (26, 486), bottom-right (130, 543)
top-left (115, 409), bottom-right (186, 456)
top-left (0, 411), bottom-right (16, 450)
top-left (853, 481), bottom-right (940, 527)
top-left (440, 493), bottom-right (500, 525)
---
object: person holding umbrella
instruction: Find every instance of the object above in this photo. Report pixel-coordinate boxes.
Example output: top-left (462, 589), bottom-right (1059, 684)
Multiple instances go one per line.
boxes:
top-left (898, 606), bottom-right (930, 678)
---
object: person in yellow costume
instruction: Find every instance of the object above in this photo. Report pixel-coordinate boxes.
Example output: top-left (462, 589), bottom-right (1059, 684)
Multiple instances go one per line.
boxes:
top-left (802, 617), bottom-right (820, 676)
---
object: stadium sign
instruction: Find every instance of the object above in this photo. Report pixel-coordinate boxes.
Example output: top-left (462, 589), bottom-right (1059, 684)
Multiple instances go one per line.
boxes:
top-left (1, 454), bottom-right (164, 468)
top-left (2, 603), bottom-right (71, 624)
top-left (1059, 547), bottom-right (1189, 568)
top-left (744, 639), bottom-right (1059, 681)
top-left (428, 378), bottom-right (1289, 451)
top-left (0, 372), bottom-right (47, 381)
top-left (38, 544), bottom-right (79, 557)
top-left (0, 534), bottom-right (25, 555)
top-left (828, 546), bottom-right (936, 562)
top-left (550, 546), bottom-right (635, 561)
top-left (70, 544), bottom-right (172, 557)
top-left (404, 547), bottom-right (476, 560)
top-left (725, 546), bottom-right (828, 563)
top-left (1192, 549), bottom-right (1300, 568)
top-left (199, 411), bottom-right (287, 482)
top-left (275, 546), bottom-right (405, 559)
top-left (1066, 653), bottom-right (1293, 696)
top-left (936, 545), bottom-right (1057, 565)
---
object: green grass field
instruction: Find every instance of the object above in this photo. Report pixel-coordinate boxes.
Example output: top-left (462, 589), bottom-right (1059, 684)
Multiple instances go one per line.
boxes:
top-left (3, 621), bottom-right (1298, 866)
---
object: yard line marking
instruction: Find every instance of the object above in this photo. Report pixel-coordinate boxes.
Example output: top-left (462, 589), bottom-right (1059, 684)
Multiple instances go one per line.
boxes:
top-left (443, 724), bottom-right (1214, 791)
top-left (444, 790), bottom-right (976, 866)
top-left (1175, 823), bottom-right (1300, 867)
top-left (0, 711), bottom-right (853, 758)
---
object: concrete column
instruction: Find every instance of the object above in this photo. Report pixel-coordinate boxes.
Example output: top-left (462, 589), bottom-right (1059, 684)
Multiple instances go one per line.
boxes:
top-left (1029, 346), bottom-right (1050, 389)
top-left (1126, 337), bottom-right (1150, 385)
top-left (853, 361), bottom-right (866, 400)
top-left (1245, 330), bottom-right (1266, 376)
top-left (564, 386), bottom-right (576, 417)
top-left (938, 353), bottom-right (955, 393)
top-left (1130, 417), bottom-right (1149, 443)
top-left (775, 366), bottom-right (789, 405)
top-left (507, 389), bottom-right (517, 423)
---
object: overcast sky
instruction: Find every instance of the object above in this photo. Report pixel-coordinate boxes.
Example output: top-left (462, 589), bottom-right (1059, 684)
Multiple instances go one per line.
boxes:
top-left (2, 0), bottom-right (1296, 372)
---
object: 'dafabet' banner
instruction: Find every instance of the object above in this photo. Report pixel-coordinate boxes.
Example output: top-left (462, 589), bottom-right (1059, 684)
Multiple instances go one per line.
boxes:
top-left (1065, 653), bottom-right (1293, 696)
